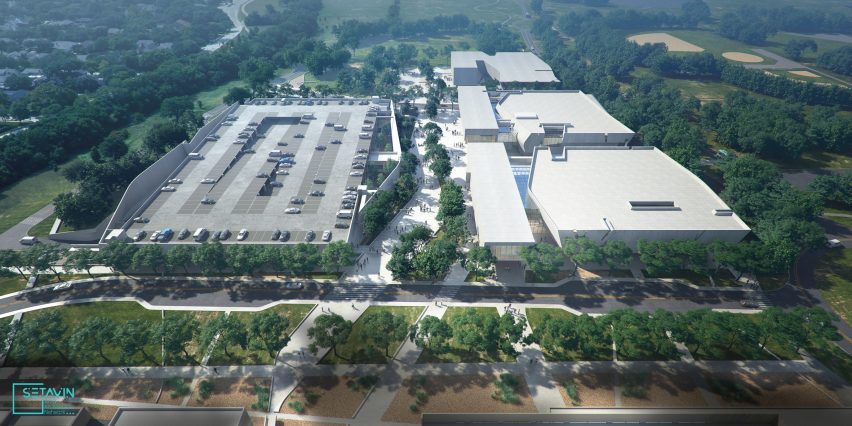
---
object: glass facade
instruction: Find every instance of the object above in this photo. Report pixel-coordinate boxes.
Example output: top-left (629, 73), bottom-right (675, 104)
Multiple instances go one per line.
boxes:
top-left (511, 165), bottom-right (530, 207)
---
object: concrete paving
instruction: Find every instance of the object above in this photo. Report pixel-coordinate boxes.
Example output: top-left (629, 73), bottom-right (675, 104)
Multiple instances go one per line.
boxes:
top-left (0, 202), bottom-right (54, 249)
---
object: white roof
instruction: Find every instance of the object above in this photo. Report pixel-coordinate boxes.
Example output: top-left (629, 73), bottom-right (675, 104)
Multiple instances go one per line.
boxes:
top-left (458, 86), bottom-right (498, 132)
top-left (468, 143), bottom-right (535, 245)
top-left (528, 147), bottom-right (750, 233)
top-left (497, 90), bottom-right (634, 135)
top-left (451, 51), bottom-right (559, 83)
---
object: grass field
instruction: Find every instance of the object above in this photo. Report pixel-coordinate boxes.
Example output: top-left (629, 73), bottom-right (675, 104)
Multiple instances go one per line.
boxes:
top-left (0, 275), bottom-right (27, 296)
top-left (765, 33), bottom-right (849, 64)
top-left (207, 304), bottom-right (315, 365)
top-left (418, 307), bottom-right (520, 363)
top-left (814, 249), bottom-right (851, 323)
top-left (322, 305), bottom-right (423, 364)
top-left (6, 302), bottom-right (163, 367)
top-left (0, 170), bottom-right (75, 235)
top-left (27, 212), bottom-right (74, 237)
top-left (528, 308), bottom-right (614, 361)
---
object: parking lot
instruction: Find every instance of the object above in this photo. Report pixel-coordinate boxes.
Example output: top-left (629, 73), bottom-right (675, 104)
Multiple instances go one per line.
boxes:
top-left (126, 99), bottom-right (394, 245)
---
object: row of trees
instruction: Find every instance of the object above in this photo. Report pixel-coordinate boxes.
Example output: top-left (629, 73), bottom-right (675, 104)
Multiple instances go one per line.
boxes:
top-left (0, 0), bottom-right (322, 189)
top-left (0, 240), bottom-right (356, 279)
top-left (409, 308), bottom-right (525, 358)
top-left (4, 309), bottom-right (291, 366)
top-left (532, 307), bottom-right (839, 361)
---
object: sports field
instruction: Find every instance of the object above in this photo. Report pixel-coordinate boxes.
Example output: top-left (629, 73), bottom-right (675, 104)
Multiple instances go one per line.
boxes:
top-left (628, 33), bottom-right (703, 52)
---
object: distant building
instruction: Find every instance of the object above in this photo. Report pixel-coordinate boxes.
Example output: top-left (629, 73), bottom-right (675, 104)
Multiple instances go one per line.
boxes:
top-left (458, 87), bottom-right (635, 151)
top-left (451, 51), bottom-right (559, 87)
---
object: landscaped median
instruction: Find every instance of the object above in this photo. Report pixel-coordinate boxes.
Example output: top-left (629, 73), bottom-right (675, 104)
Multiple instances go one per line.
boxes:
top-left (319, 305), bottom-right (424, 364)
top-left (282, 375), bottom-right (377, 418)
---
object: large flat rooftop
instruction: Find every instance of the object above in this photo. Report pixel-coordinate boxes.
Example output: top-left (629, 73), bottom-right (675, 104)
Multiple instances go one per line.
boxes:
top-left (451, 51), bottom-right (559, 84)
top-left (124, 98), bottom-right (394, 244)
top-left (527, 147), bottom-right (750, 233)
top-left (496, 90), bottom-right (634, 136)
top-left (457, 86), bottom-right (498, 132)
top-left (468, 143), bottom-right (535, 246)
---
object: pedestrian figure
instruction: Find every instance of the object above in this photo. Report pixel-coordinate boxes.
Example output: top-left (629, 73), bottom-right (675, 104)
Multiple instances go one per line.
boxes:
top-left (214, 367), bottom-right (219, 374)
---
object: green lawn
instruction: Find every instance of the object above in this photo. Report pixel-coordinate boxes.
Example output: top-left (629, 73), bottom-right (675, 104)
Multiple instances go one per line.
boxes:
top-left (806, 340), bottom-right (852, 383)
top-left (193, 78), bottom-right (245, 111)
top-left (526, 308), bottom-right (613, 361)
top-left (27, 212), bottom-right (74, 237)
top-left (0, 275), bottom-right (27, 296)
top-left (825, 214), bottom-right (852, 230)
top-left (814, 249), bottom-right (851, 323)
top-left (207, 304), bottom-right (315, 365)
top-left (417, 307), bottom-right (519, 363)
top-left (5, 302), bottom-right (163, 367)
top-left (163, 310), bottom-right (220, 366)
top-left (0, 170), bottom-right (75, 235)
top-left (322, 305), bottom-right (423, 364)
top-left (765, 33), bottom-right (849, 64)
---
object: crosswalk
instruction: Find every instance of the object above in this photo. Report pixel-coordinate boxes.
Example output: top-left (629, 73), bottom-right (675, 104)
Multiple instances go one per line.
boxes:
top-left (323, 284), bottom-right (387, 301)
top-left (435, 285), bottom-right (461, 302)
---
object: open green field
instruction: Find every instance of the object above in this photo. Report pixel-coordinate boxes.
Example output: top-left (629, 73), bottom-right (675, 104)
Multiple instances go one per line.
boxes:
top-left (0, 275), bottom-right (27, 296)
top-left (194, 78), bottom-right (245, 111)
top-left (27, 212), bottom-right (73, 237)
top-left (544, 0), bottom-right (852, 20)
top-left (6, 302), bottom-right (163, 367)
top-left (527, 308), bottom-right (613, 361)
top-left (814, 249), bottom-right (852, 323)
top-left (417, 307), bottom-right (519, 363)
top-left (765, 33), bottom-right (849, 63)
top-left (207, 304), bottom-right (315, 365)
top-left (322, 305), bottom-right (423, 364)
top-left (0, 170), bottom-right (75, 235)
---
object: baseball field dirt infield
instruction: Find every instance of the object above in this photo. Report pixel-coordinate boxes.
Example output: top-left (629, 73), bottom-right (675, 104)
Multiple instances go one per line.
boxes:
top-left (628, 33), bottom-right (704, 52)
top-left (722, 52), bottom-right (764, 63)
top-left (790, 70), bottom-right (820, 77)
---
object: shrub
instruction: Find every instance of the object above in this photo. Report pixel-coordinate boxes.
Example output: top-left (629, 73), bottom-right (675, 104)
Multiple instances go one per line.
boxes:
top-left (621, 372), bottom-right (649, 399)
top-left (167, 378), bottom-right (190, 398)
top-left (71, 377), bottom-right (93, 393)
top-left (563, 380), bottom-right (580, 406)
top-left (198, 380), bottom-right (214, 400)
top-left (357, 375), bottom-right (379, 390)
top-left (409, 403), bottom-right (419, 412)
top-left (288, 400), bottom-right (305, 413)
top-left (492, 373), bottom-right (521, 404)
top-left (709, 378), bottom-right (754, 403)
top-left (415, 389), bottom-right (428, 404)
top-left (304, 390), bottom-right (319, 405)
top-left (251, 384), bottom-right (270, 411)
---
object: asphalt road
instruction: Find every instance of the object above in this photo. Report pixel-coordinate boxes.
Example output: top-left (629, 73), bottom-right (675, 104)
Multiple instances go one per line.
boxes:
top-left (0, 278), bottom-right (748, 318)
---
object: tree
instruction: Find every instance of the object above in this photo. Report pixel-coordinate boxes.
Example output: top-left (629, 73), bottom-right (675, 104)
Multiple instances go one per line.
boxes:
top-left (96, 130), bottom-right (129, 161)
top-left (319, 241), bottom-right (355, 274)
top-left (412, 239), bottom-right (458, 281)
top-left (224, 86), bottom-right (252, 104)
top-left (159, 313), bottom-right (199, 363)
top-left (531, 0), bottom-right (543, 15)
top-left (202, 314), bottom-right (248, 360)
top-left (99, 240), bottom-right (137, 275)
top-left (239, 58), bottom-right (275, 94)
top-left (249, 311), bottom-right (291, 360)
top-left (680, 0), bottom-right (711, 26)
top-left (387, 241), bottom-right (416, 280)
top-left (166, 245), bottom-right (195, 274)
top-left (520, 243), bottom-right (564, 282)
top-left (192, 241), bottom-right (228, 276)
top-left (437, 181), bottom-right (465, 221)
top-left (426, 97), bottom-right (438, 119)
top-left (68, 317), bottom-right (116, 363)
top-left (25, 244), bottom-right (66, 281)
top-left (66, 249), bottom-right (97, 278)
top-left (809, 172), bottom-right (852, 209)
top-left (143, 119), bottom-right (188, 154)
top-left (464, 246), bottom-right (496, 277)
top-left (132, 244), bottom-right (166, 275)
top-left (784, 39), bottom-right (817, 61)
top-left (448, 308), bottom-right (497, 353)
top-left (113, 319), bottom-right (157, 364)
top-left (429, 158), bottom-right (452, 182)
top-left (226, 244), bottom-right (264, 276)
top-left (12, 311), bottom-right (70, 363)
top-left (497, 312), bottom-right (525, 356)
top-left (562, 236), bottom-right (604, 274)
top-left (307, 313), bottom-right (353, 359)
top-left (791, 307), bottom-right (840, 349)
top-left (160, 96), bottom-right (195, 121)
top-left (0, 249), bottom-right (28, 279)
top-left (410, 316), bottom-right (452, 352)
top-left (601, 240), bottom-right (633, 272)
top-left (361, 310), bottom-right (409, 358)
top-left (289, 243), bottom-right (320, 276)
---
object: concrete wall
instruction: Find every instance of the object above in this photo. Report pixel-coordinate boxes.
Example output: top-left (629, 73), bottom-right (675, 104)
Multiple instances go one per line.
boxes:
top-left (557, 228), bottom-right (751, 250)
